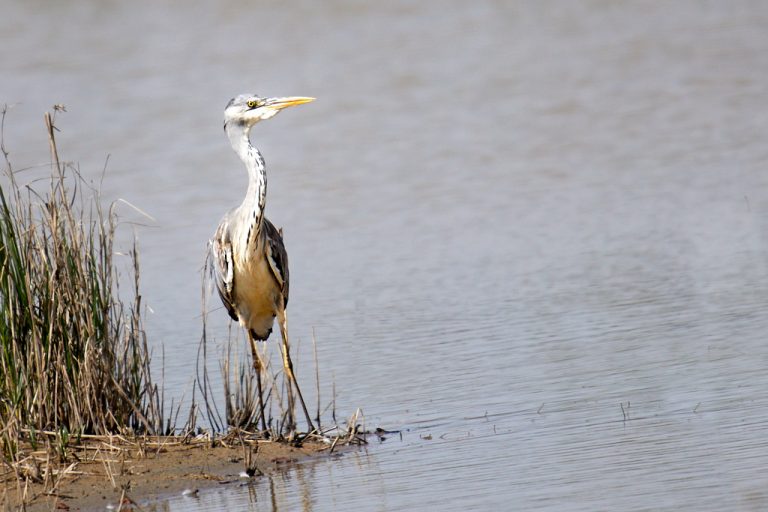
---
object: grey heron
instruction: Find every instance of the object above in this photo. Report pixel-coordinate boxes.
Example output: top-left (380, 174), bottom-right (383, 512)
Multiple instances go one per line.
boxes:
top-left (210, 93), bottom-right (315, 433)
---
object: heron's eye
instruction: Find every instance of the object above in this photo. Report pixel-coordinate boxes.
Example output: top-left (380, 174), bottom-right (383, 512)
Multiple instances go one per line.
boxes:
top-left (247, 99), bottom-right (262, 109)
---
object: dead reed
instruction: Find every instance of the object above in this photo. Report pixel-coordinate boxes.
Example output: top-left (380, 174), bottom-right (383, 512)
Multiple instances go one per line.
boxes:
top-left (197, 306), bottom-right (367, 446)
top-left (0, 106), bottom-right (171, 493)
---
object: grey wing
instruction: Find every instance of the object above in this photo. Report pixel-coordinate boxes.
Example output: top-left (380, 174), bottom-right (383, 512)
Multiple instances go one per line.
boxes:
top-left (263, 218), bottom-right (289, 307)
top-left (210, 220), bottom-right (239, 322)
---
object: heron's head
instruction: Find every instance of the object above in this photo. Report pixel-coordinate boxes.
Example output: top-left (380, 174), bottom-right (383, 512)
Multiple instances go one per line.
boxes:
top-left (224, 94), bottom-right (314, 130)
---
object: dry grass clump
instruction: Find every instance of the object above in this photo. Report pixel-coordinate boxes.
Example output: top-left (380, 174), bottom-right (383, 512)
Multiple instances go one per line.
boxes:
top-left (198, 312), bottom-right (368, 447)
top-left (0, 106), bottom-right (170, 494)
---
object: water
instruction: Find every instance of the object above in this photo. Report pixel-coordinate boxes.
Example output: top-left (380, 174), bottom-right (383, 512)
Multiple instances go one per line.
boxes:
top-left (4, 0), bottom-right (768, 509)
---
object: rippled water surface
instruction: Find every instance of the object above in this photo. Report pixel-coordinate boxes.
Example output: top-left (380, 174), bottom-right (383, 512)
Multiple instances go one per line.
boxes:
top-left (4, 1), bottom-right (768, 510)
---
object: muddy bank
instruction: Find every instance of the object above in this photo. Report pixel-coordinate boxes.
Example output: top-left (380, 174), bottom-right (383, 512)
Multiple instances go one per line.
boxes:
top-left (3, 436), bottom-right (339, 511)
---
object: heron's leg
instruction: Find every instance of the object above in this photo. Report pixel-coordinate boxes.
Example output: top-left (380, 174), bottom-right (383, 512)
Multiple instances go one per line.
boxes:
top-left (277, 308), bottom-right (316, 433)
top-left (248, 333), bottom-right (269, 433)
top-left (277, 312), bottom-right (297, 432)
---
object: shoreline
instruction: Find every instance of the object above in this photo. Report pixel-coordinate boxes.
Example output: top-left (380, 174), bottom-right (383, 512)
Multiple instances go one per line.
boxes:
top-left (3, 435), bottom-right (347, 511)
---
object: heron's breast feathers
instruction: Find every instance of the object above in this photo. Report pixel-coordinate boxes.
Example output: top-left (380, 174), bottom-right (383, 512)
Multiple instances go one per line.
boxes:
top-left (211, 217), bottom-right (289, 338)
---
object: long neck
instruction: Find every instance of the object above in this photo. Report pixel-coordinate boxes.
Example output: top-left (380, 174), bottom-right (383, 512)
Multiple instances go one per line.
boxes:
top-left (227, 123), bottom-right (267, 245)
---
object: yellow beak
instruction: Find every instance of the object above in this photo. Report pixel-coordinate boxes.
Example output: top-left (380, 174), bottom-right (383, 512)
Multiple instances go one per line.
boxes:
top-left (266, 96), bottom-right (316, 110)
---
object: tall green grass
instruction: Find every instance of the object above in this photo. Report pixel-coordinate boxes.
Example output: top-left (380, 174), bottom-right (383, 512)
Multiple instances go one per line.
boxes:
top-left (0, 107), bottom-right (164, 455)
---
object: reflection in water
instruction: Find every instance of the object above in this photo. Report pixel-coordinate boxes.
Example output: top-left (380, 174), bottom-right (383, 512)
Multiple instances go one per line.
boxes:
top-left (186, 449), bottom-right (393, 512)
top-left (4, 0), bottom-right (768, 510)
top-left (133, 447), bottom-right (395, 512)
